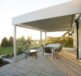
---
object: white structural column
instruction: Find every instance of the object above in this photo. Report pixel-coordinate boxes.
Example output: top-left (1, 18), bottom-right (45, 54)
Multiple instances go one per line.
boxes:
top-left (73, 24), bottom-right (77, 48)
top-left (45, 32), bottom-right (47, 45)
top-left (79, 22), bottom-right (81, 59)
top-left (40, 31), bottom-right (42, 47)
top-left (13, 25), bottom-right (17, 62)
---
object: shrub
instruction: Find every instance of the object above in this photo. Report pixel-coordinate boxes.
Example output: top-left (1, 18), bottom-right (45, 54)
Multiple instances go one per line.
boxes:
top-left (0, 58), bottom-right (3, 63)
top-left (16, 36), bottom-right (31, 54)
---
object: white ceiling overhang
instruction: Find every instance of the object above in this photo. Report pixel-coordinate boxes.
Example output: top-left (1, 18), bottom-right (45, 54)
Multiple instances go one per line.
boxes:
top-left (12, 0), bottom-right (81, 32)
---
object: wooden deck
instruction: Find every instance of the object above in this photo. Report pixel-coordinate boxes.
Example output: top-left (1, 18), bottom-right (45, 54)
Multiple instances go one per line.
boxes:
top-left (0, 48), bottom-right (81, 76)
top-left (48, 49), bottom-right (81, 76)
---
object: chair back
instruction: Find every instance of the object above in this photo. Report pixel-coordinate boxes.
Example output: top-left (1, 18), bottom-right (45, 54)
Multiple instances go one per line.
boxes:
top-left (44, 47), bottom-right (52, 53)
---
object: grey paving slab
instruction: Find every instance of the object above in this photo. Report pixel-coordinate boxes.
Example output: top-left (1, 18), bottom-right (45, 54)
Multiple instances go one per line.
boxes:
top-left (0, 52), bottom-right (67, 76)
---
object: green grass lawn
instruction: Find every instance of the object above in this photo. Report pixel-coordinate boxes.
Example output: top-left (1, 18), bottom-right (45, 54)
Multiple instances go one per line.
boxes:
top-left (0, 47), bottom-right (13, 56)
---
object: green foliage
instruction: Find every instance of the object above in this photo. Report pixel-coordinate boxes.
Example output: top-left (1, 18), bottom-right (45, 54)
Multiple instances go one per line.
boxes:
top-left (1, 37), bottom-right (13, 47)
top-left (0, 58), bottom-right (3, 63)
top-left (46, 37), bottom-right (73, 47)
top-left (0, 47), bottom-right (13, 56)
top-left (62, 37), bottom-right (73, 47)
top-left (0, 35), bottom-right (73, 57)
top-left (16, 36), bottom-right (31, 54)
top-left (1, 37), bottom-right (9, 47)
top-left (27, 36), bottom-right (32, 44)
top-left (8, 36), bottom-right (13, 47)
top-left (46, 37), bottom-right (62, 44)
top-left (30, 40), bottom-right (40, 49)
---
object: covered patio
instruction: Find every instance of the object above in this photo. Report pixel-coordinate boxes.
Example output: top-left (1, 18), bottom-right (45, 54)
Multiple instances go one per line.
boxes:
top-left (1, 49), bottom-right (81, 76)
top-left (12, 0), bottom-right (81, 62)
top-left (1, 51), bottom-right (68, 76)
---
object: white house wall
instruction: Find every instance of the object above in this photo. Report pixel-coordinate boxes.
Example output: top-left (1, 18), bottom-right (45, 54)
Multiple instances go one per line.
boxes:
top-left (73, 24), bottom-right (77, 48)
top-left (79, 23), bottom-right (81, 59)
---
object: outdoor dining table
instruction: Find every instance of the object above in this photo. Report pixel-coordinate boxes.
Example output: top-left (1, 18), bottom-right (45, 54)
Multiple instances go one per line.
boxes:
top-left (44, 43), bottom-right (62, 58)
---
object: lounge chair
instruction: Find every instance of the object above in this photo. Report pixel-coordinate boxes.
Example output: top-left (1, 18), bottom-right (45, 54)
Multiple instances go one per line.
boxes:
top-left (25, 49), bottom-right (37, 59)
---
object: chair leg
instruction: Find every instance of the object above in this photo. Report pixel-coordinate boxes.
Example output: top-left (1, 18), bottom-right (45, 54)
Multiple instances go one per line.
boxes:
top-left (43, 50), bottom-right (45, 56)
top-left (36, 52), bottom-right (37, 59)
top-left (25, 53), bottom-right (27, 59)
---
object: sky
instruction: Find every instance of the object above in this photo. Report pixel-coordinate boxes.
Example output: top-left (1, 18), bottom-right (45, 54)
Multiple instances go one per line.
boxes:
top-left (0, 0), bottom-right (71, 43)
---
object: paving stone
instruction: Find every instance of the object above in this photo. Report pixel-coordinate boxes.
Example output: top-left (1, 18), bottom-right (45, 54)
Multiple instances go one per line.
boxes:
top-left (0, 51), bottom-right (67, 76)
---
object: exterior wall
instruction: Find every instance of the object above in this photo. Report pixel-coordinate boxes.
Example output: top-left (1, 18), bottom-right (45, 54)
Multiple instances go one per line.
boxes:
top-left (79, 23), bottom-right (81, 59)
top-left (73, 22), bottom-right (81, 59)
top-left (73, 24), bottom-right (77, 48)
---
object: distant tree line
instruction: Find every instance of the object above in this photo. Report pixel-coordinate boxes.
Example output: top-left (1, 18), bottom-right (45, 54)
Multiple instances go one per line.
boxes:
top-left (0, 36), bottom-right (73, 58)
top-left (45, 36), bottom-right (73, 47)
top-left (0, 36), bottom-right (73, 48)
top-left (0, 37), bottom-right (13, 47)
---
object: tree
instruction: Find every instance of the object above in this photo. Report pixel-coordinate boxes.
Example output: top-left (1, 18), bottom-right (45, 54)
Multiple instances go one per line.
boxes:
top-left (8, 36), bottom-right (13, 47)
top-left (26, 36), bottom-right (32, 44)
top-left (1, 37), bottom-right (9, 47)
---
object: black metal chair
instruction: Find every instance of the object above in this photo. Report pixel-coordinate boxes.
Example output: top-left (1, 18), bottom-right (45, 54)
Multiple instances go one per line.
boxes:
top-left (44, 47), bottom-right (52, 53)
top-left (43, 47), bottom-right (52, 56)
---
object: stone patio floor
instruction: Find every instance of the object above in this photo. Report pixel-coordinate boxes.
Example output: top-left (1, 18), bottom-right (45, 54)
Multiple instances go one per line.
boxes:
top-left (0, 52), bottom-right (67, 76)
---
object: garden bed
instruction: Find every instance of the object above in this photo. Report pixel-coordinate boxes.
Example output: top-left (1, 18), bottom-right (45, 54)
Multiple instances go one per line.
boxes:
top-left (0, 58), bottom-right (10, 67)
